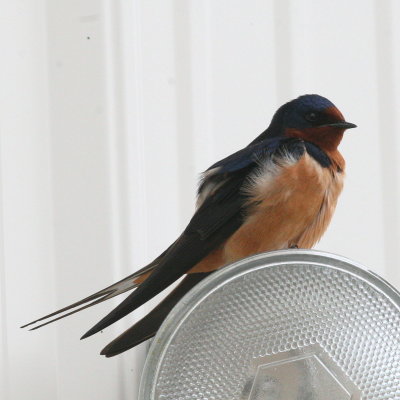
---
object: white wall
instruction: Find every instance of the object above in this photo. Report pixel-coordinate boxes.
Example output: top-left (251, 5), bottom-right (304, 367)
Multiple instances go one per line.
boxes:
top-left (1, 0), bottom-right (399, 399)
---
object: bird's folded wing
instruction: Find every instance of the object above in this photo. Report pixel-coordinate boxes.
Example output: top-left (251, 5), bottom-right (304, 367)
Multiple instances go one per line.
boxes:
top-left (81, 161), bottom-right (255, 338)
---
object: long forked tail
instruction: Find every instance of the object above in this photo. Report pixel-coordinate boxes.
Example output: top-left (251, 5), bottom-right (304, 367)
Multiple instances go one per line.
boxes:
top-left (100, 271), bottom-right (211, 357)
top-left (21, 263), bottom-right (155, 331)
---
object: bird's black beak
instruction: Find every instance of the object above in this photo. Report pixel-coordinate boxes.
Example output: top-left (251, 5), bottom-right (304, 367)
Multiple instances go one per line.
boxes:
top-left (323, 121), bottom-right (357, 130)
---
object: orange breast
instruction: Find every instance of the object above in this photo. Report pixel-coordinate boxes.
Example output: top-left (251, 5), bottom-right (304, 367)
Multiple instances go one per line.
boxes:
top-left (223, 153), bottom-right (344, 263)
top-left (190, 152), bottom-right (344, 274)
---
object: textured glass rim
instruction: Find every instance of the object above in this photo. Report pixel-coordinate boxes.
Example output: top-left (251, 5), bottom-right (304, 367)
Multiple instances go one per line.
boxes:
top-left (138, 249), bottom-right (400, 399)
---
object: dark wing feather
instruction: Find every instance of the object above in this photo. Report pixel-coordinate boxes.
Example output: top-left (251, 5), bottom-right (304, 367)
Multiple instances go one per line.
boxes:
top-left (81, 164), bottom-right (254, 339)
top-left (100, 272), bottom-right (211, 357)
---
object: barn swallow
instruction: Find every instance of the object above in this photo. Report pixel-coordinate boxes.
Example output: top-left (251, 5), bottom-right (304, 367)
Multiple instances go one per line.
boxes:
top-left (22, 94), bottom-right (356, 357)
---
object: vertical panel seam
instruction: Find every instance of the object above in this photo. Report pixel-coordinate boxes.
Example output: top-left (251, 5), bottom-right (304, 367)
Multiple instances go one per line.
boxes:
top-left (101, 0), bottom-right (126, 398)
top-left (173, 0), bottom-right (196, 225)
top-left (0, 114), bottom-right (10, 400)
top-left (273, 0), bottom-right (293, 104)
top-left (374, 0), bottom-right (399, 280)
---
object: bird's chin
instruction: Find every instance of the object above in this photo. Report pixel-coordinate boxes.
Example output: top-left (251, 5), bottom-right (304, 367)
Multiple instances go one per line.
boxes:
top-left (285, 127), bottom-right (344, 152)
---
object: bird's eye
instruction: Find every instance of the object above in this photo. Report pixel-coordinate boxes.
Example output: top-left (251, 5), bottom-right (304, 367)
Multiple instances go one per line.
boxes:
top-left (305, 112), bottom-right (318, 122)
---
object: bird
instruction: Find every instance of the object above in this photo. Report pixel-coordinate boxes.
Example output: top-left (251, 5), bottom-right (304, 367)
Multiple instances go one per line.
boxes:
top-left (22, 94), bottom-right (356, 357)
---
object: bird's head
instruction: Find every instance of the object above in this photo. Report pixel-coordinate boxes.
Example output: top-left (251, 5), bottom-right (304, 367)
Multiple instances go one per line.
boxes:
top-left (268, 94), bottom-right (356, 151)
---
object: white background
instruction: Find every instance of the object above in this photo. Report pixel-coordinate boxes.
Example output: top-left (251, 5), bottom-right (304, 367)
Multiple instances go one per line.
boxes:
top-left (1, 1), bottom-right (400, 399)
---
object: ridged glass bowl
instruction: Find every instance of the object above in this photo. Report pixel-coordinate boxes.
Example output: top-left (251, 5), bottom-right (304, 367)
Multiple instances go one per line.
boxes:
top-left (139, 250), bottom-right (400, 400)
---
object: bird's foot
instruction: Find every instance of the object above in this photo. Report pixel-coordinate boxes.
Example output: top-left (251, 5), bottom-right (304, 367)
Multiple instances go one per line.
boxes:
top-left (289, 244), bottom-right (298, 249)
